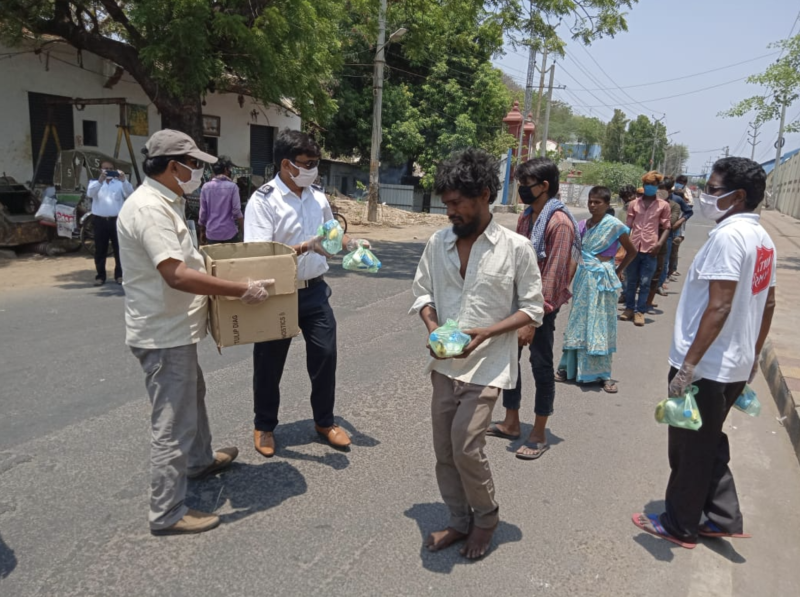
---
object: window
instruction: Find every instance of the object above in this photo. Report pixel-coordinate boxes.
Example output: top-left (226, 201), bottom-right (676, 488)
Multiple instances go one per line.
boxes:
top-left (203, 136), bottom-right (218, 157)
top-left (82, 120), bottom-right (98, 146)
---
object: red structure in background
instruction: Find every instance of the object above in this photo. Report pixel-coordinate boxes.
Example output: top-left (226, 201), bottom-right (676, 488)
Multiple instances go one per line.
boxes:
top-left (503, 101), bottom-right (535, 174)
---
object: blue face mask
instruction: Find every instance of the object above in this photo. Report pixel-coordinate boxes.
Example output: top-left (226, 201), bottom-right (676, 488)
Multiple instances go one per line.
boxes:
top-left (674, 183), bottom-right (684, 190)
top-left (643, 184), bottom-right (658, 196)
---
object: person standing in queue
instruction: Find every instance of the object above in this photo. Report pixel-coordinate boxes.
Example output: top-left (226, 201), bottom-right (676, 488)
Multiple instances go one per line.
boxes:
top-left (87, 160), bottom-right (134, 285)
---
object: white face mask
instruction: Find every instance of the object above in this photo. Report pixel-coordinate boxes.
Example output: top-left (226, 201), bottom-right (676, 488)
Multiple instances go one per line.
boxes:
top-left (175, 161), bottom-right (204, 195)
top-left (289, 162), bottom-right (319, 188)
top-left (699, 190), bottom-right (735, 222)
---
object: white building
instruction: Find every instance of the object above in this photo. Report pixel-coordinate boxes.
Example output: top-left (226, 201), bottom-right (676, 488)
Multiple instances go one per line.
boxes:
top-left (0, 39), bottom-right (300, 187)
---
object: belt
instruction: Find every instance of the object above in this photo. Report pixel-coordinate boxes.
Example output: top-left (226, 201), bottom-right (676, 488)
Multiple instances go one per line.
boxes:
top-left (297, 275), bottom-right (324, 290)
top-left (94, 215), bottom-right (118, 221)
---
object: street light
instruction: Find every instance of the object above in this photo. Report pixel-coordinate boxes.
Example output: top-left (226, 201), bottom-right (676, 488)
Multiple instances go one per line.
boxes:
top-left (366, 5), bottom-right (408, 223)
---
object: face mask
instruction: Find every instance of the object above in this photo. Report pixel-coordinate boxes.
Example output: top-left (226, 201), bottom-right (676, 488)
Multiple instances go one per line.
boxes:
top-left (174, 161), bottom-right (204, 194)
top-left (656, 190), bottom-right (669, 200)
top-left (289, 162), bottom-right (319, 188)
top-left (643, 184), bottom-right (658, 196)
top-left (674, 183), bottom-right (684, 190)
top-left (699, 190), bottom-right (736, 222)
top-left (518, 184), bottom-right (543, 205)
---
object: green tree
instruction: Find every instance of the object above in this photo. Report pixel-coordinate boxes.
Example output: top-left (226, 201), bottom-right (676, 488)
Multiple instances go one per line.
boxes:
top-left (577, 161), bottom-right (642, 192)
top-left (720, 34), bottom-right (800, 133)
top-left (622, 115), bottom-right (666, 171)
top-left (663, 143), bottom-right (689, 177)
top-left (573, 115), bottom-right (606, 158)
top-left (0, 1), bottom-right (346, 141)
top-left (604, 109), bottom-right (628, 163)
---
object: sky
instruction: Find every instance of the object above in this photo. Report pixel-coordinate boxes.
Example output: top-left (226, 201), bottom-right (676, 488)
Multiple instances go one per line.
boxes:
top-left (492, 0), bottom-right (800, 174)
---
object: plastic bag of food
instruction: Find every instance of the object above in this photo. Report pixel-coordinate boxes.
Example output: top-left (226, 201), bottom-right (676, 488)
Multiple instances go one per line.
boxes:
top-left (316, 219), bottom-right (344, 254)
top-left (342, 246), bottom-right (381, 273)
top-left (733, 384), bottom-right (761, 417)
top-left (428, 319), bottom-right (471, 359)
top-left (35, 195), bottom-right (57, 226)
top-left (655, 385), bottom-right (702, 431)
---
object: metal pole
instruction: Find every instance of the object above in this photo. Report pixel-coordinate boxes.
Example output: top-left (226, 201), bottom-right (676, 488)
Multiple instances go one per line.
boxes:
top-left (650, 115), bottom-right (665, 168)
top-left (770, 101), bottom-right (787, 210)
top-left (513, 43), bottom-right (536, 206)
top-left (367, 0), bottom-right (387, 223)
top-left (540, 63), bottom-right (556, 157)
top-left (748, 122), bottom-right (761, 161)
top-left (501, 148), bottom-right (513, 205)
top-left (532, 48), bottom-right (548, 154)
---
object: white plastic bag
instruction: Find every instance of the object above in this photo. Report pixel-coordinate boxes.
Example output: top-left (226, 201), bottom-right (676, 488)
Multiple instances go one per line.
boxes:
top-left (35, 196), bottom-right (57, 225)
top-left (55, 204), bottom-right (77, 238)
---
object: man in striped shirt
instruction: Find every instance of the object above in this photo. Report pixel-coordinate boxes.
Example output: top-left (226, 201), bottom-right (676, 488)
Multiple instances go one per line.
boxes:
top-left (488, 158), bottom-right (579, 460)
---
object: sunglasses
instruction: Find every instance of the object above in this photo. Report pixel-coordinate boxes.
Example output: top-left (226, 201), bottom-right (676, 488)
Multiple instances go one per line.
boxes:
top-left (704, 184), bottom-right (729, 195)
top-left (293, 159), bottom-right (319, 170)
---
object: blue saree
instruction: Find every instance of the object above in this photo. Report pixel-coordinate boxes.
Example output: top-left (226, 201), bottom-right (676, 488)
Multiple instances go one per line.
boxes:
top-left (559, 214), bottom-right (630, 383)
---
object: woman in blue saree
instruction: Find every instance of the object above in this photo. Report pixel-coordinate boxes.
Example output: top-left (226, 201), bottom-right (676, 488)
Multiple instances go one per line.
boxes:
top-left (556, 186), bottom-right (637, 393)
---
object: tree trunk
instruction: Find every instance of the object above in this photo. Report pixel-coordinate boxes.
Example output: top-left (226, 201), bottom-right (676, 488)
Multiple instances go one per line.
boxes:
top-left (157, 96), bottom-right (206, 148)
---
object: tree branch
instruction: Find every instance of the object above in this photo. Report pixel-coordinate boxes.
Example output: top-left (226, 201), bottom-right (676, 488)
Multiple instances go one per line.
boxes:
top-left (97, 0), bottom-right (144, 46)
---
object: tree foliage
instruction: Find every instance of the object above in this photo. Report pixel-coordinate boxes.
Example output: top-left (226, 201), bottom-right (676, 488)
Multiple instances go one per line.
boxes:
top-left (622, 115), bottom-right (666, 170)
top-left (719, 34), bottom-right (800, 134)
top-left (603, 109), bottom-right (628, 163)
top-left (577, 160), bottom-right (642, 192)
top-left (663, 143), bottom-right (689, 177)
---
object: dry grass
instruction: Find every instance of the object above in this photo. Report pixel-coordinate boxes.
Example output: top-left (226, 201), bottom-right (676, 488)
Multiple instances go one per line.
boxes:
top-left (330, 197), bottom-right (449, 229)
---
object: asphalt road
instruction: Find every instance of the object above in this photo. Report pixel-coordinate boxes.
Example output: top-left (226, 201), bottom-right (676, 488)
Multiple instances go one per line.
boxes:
top-left (1, 209), bottom-right (799, 596)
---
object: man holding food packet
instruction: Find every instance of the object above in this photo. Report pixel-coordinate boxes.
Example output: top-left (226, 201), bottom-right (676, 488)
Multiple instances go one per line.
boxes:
top-left (410, 148), bottom-right (544, 560)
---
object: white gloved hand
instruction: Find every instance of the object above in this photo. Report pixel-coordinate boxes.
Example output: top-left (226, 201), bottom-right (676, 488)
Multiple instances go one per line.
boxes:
top-left (668, 362), bottom-right (696, 397)
top-left (307, 236), bottom-right (333, 258)
top-left (346, 238), bottom-right (371, 252)
top-left (748, 359), bottom-right (759, 384)
top-left (240, 279), bottom-right (275, 304)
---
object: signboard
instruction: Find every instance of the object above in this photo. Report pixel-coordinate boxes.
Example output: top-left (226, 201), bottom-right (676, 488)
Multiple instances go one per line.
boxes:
top-left (127, 104), bottom-right (149, 136)
top-left (203, 115), bottom-right (221, 137)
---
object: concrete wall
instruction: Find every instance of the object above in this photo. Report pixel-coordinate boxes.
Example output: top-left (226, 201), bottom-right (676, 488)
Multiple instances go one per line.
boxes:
top-left (771, 150), bottom-right (800, 219)
top-left (0, 40), bottom-right (299, 185)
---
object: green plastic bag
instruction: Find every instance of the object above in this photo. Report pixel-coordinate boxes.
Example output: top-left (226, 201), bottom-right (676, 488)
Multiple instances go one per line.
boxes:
top-left (428, 319), bottom-right (471, 358)
top-left (733, 385), bottom-right (761, 417)
top-left (342, 246), bottom-right (381, 273)
top-left (655, 385), bottom-right (702, 431)
top-left (317, 219), bottom-right (344, 254)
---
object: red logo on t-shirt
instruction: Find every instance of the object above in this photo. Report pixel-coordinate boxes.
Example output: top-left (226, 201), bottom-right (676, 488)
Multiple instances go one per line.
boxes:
top-left (752, 245), bottom-right (774, 295)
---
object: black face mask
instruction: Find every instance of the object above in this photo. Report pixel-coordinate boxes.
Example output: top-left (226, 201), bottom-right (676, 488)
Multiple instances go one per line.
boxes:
top-left (518, 183), bottom-right (543, 205)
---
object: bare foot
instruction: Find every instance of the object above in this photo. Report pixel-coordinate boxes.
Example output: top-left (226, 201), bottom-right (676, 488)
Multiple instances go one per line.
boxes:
top-left (425, 527), bottom-right (468, 552)
top-left (460, 524), bottom-right (497, 559)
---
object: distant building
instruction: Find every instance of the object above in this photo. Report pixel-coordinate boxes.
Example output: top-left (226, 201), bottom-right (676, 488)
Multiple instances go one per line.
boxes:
top-left (561, 143), bottom-right (602, 162)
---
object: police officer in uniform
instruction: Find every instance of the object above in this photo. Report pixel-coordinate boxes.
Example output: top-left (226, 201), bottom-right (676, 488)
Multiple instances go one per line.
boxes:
top-left (244, 129), bottom-right (369, 457)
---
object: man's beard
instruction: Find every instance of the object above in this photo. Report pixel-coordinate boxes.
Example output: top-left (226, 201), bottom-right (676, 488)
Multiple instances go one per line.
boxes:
top-left (451, 215), bottom-right (481, 238)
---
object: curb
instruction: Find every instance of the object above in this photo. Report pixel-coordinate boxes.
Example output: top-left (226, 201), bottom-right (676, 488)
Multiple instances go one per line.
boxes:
top-left (760, 338), bottom-right (800, 465)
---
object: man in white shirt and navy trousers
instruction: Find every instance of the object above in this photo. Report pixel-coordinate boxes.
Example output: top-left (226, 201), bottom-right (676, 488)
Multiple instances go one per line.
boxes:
top-left (244, 129), bottom-right (369, 457)
top-left (86, 160), bottom-right (134, 285)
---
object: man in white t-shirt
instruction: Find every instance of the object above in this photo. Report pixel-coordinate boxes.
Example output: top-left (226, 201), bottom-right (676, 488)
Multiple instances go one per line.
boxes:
top-left (632, 157), bottom-right (777, 549)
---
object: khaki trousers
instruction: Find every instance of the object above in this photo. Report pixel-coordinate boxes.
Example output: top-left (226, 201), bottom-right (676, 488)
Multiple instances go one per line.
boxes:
top-left (431, 371), bottom-right (500, 533)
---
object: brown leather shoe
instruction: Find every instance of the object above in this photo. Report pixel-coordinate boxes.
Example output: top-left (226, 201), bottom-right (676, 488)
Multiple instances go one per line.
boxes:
top-left (188, 446), bottom-right (239, 479)
top-left (254, 430), bottom-right (275, 458)
top-left (620, 309), bottom-right (634, 321)
top-left (634, 312), bottom-right (645, 326)
top-left (150, 508), bottom-right (220, 536)
top-left (315, 424), bottom-right (352, 449)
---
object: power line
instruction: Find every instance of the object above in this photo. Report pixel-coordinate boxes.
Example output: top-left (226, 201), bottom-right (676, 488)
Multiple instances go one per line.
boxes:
top-left (578, 76), bottom-right (750, 108)
top-left (563, 52), bottom-right (640, 117)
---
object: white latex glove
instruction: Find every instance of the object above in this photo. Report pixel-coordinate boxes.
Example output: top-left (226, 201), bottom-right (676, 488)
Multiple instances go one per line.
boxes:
top-left (346, 238), bottom-right (371, 252)
top-left (240, 279), bottom-right (275, 304)
top-left (307, 236), bottom-right (333, 258)
top-left (668, 362), bottom-right (696, 398)
top-left (748, 359), bottom-right (759, 384)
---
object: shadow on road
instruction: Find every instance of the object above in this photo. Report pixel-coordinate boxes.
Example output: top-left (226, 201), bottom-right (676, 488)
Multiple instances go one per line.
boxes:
top-left (188, 460), bottom-right (307, 524)
top-left (325, 239), bottom-right (425, 282)
top-left (404, 503), bottom-right (523, 572)
top-left (52, 268), bottom-right (126, 296)
top-left (0, 532), bottom-right (17, 579)
top-left (267, 417), bottom-right (380, 470)
top-left (504, 428), bottom-right (565, 454)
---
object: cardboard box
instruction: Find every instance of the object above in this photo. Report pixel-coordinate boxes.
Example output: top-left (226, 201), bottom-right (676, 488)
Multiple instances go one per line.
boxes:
top-left (201, 242), bottom-right (300, 348)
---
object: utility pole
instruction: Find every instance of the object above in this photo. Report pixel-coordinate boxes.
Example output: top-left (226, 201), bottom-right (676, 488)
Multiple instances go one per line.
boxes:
top-left (540, 62), bottom-right (557, 157)
top-left (531, 47), bottom-right (548, 154)
top-left (769, 100), bottom-right (787, 209)
top-left (366, 0), bottom-right (387, 223)
top-left (747, 122), bottom-right (761, 161)
top-left (513, 6), bottom-right (537, 206)
top-left (724, 146), bottom-right (729, 158)
top-left (650, 114), bottom-right (666, 169)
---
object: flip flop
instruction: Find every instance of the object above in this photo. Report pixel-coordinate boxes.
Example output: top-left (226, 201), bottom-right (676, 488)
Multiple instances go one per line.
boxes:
top-left (698, 521), bottom-right (751, 539)
top-left (554, 370), bottom-right (568, 383)
top-left (602, 380), bottom-right (618, 394)
top-left (515, 441), bottom-right (549, 460)
top-left (486, 423), bottom-right (520, 440)
top-left (631, 513), bottom-right (696, 549)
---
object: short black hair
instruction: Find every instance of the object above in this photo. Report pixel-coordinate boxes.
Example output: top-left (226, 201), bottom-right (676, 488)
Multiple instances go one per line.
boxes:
top-left (212, 156), bottom-right (232, 176)
top-left (712, 157), bottom-right (767, 211)
top-left (589, 185), bottom-right (611, 203)
top-left (618, 184), bottom-right (636, 199)
top-left (434, 148), bottom-right (500, 204)
top-left (273, 128), bottom-right (321, 167)
top-left (676, 174), bottom-right (688, 185)
top-left (141, 149), bottom-right (187, 177)
top-left (516, 157), bottom-right (559, 198)
top-left (662, 177), bottom-right (675, 191)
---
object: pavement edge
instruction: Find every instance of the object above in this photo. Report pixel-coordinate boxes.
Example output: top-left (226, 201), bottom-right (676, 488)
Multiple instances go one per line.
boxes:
top-left (761, 338), bottom-right (800, 465)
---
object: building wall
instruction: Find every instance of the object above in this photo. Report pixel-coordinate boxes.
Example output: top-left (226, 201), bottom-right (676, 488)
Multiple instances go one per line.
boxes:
top-left (771, 150), bottom-right (800, 219)
top-left (0, 41), bottom-right (299, 185)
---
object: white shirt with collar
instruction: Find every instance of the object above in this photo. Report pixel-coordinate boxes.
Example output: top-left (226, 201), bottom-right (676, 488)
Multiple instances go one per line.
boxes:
top-left (117, 177), bottom-right (208, 349)
top-left (86, 177), bottom-right (134, 217)
top-left (243, 174), bottom-right (333, 281)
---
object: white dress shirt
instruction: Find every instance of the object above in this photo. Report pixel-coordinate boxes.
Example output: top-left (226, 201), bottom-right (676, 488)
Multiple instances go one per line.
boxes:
top-left (244, 174), bottom-right (333, 281)
top-left (410, 217), bottom-right (545, 389)
top-left (87, 177), bottom-right (134, 217)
